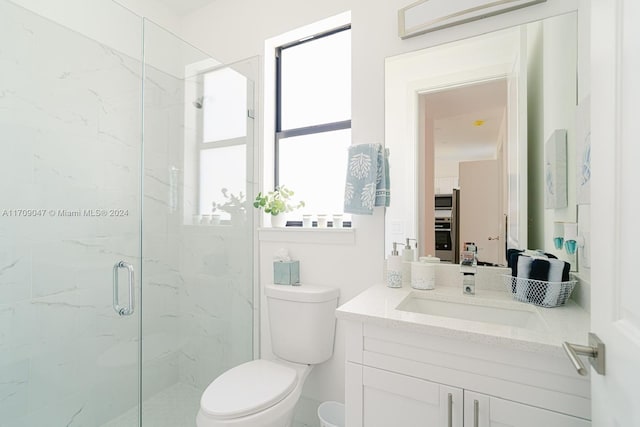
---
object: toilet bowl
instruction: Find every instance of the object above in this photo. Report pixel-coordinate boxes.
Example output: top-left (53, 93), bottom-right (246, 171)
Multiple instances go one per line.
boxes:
top-left (196, 284), bottom-right (339, 427)
top-left (196, 359), bottom-right (311, 427)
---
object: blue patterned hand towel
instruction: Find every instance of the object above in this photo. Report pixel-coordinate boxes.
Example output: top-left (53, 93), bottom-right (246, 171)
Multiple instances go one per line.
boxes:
top-left (344, 144), bottom-right (390, 215)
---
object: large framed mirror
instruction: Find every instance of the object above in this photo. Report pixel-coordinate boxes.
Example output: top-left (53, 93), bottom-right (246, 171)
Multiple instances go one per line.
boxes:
top-left (385, 10), bottom-right (587, 266)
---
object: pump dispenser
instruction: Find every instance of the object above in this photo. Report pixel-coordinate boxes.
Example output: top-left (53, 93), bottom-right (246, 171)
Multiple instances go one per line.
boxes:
top-left (402, 238), bottom-right (417, 284)
top-left (386, 242), bottom-right (403, 288)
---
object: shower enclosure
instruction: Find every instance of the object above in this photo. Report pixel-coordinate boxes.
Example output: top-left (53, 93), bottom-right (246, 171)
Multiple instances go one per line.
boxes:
top-left (0, 1), bottom-right (256, 425)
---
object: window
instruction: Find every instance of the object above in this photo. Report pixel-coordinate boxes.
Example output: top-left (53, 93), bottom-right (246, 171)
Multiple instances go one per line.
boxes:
top-left (199, 66), bottom-right (249, 220)
top-left (275, 25), bottom-right (351, 220)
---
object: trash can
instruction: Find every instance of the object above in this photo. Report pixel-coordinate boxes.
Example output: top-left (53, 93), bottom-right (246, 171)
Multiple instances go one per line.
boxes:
top-left (318, 401), bottom-right (345, 427)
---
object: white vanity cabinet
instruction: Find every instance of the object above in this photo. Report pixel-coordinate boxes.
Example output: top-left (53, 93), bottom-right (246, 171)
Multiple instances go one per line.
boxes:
top-left (352, 364), bottom-right (463, 427)
top-left (343, 321), bottom-right (591, 427)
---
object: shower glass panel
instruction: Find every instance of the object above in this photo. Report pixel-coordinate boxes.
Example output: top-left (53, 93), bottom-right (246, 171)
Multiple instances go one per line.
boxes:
top-left (139, 20), bottom-right (256, 426)
top-left (0, 1), bottom-right (143, 426)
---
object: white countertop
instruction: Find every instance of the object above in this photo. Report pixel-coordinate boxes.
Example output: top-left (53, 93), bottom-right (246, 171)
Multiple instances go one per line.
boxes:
top-left (336, 283), bottom-right (590, 357)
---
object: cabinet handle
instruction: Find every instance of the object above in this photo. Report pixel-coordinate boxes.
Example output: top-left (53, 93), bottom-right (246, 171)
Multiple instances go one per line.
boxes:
top-left (473, 399), bottom-right (479, 427)
top-left (447, 393), bottom-right (452, 427)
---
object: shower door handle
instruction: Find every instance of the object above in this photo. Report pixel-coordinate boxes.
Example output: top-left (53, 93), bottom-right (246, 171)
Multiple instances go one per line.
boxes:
top-left (113, 261), bottom-right (135, 316)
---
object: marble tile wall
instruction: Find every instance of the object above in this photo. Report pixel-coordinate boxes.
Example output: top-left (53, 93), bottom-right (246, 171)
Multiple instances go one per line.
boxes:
top-left (177, 225), bottom-right (254, 390)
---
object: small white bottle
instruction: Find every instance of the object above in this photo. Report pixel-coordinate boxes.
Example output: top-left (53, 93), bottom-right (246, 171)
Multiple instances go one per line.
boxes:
top-left (386, 243), bottom-right (403, 288)
top-left (302, 214), bottom-right (313, 228)
top-left (411, 255), bottom-right (440, 290)
top-left (317, 214), bottom-right (328, 228)
top-left (402, 238), bottom-right (417, 285)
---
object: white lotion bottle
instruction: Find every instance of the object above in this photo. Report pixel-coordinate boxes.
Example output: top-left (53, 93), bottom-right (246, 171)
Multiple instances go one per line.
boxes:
top-left (386, 242), bottom-right (403, 288)
top-left (402, 238), bottom-right (417, 285)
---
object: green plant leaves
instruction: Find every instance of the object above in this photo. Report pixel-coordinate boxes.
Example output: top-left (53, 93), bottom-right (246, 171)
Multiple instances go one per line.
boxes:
top-left (252, 185), bottom-right (304, 215)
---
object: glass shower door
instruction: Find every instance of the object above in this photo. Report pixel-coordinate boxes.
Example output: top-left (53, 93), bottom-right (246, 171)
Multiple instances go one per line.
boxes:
top-left (0, 1), bottom-right (143, 426)
top-left (140, 19), bottom-right (257, 426)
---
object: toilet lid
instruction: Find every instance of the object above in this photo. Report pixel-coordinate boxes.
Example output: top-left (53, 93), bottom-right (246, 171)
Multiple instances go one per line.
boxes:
top-left (200, 359), bottom-right (298, 419)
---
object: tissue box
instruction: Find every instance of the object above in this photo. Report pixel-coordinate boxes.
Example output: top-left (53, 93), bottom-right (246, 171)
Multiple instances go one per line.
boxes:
top-left (273, 260), bottom-right (300, 285)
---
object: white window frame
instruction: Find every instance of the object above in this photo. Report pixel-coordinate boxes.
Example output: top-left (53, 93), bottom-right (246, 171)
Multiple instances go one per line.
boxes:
top-left (263, 12), bottom-right (352, 226)
top-left (274, 24), bottom-right (351, 188)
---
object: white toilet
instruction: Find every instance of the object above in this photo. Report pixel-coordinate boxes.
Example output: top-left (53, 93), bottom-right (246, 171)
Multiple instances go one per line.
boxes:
top-left (196, 284), bottom-right (340, 427)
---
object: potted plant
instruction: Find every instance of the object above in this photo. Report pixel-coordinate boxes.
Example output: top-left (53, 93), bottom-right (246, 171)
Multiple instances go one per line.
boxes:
top-left (253, 186), bottom-right (305, 227)
top-left (212, 188), bottom-right (248, 225)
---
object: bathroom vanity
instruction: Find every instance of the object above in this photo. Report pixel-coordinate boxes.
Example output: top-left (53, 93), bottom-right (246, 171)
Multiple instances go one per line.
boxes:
top-left (336, 271), bottom-right (590, 427)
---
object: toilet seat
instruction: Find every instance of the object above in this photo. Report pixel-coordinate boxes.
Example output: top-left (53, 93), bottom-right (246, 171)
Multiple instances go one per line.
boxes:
top-left (200, 359), bottom-right (298, 420)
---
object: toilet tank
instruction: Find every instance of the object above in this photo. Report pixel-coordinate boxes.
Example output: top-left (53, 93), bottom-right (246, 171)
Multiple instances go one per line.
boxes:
top-left (265, 284), bottom-right (339, 365)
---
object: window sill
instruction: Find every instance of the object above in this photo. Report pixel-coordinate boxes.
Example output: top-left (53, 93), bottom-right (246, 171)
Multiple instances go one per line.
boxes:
top-left (258, 227), bottom-right (355, 245)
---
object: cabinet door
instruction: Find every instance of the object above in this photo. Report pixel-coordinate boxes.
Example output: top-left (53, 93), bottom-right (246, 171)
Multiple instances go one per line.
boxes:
top-left (464, 391), bottom-right (590, 427)
top-left (361, 366), bottom-right (463, 427)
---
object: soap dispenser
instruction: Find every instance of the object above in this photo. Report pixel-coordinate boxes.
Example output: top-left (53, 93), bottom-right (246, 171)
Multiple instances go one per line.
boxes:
top-left (386, 242), bottom-right (403, 288)
top-left (402, 238), bottom-right (417, 285)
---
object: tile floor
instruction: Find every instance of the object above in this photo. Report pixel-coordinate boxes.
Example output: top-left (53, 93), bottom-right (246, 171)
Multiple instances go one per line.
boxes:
top-left (102, 382), bottom-right (202, 427)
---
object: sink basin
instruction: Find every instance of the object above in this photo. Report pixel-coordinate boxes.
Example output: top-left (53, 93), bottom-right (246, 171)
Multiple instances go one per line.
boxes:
top-left (396, 293), bottom-right (548, 332)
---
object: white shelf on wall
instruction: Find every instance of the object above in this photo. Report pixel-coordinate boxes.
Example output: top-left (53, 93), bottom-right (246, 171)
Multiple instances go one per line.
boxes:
top-left (258, 227), bottom-right (355, 245)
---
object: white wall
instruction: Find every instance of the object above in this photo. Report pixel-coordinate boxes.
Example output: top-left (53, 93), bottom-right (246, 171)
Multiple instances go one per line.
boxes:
top-left (523, 8), bottom-right (591, 311)
top-left (540, 10), bottom-right (592, 309)
top-left (114, 0), bottom-right (181, 33)
top-left (541, 14), bottom-right (578, 257)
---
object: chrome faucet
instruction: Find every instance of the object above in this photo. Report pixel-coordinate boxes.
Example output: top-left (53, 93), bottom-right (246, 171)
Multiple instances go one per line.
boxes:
top-left (460, 250), bottom-right (477, 295)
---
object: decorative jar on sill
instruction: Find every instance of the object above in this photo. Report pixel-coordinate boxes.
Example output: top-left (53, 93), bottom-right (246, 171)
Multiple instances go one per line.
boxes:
top-left (317, 214), bottom-right (328, 228)
top-left (302, 214), bottom-right (313, 228)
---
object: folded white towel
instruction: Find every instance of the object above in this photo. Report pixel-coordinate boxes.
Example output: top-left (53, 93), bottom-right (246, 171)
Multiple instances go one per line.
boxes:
top-left (547, 258), bottom-right (565, 282)
top-left (516, 256), bottom-right (532, 278)
top-left (515, 256), bottom-right (532, 301)
top-left (543, 259), bottom-right (567, 306)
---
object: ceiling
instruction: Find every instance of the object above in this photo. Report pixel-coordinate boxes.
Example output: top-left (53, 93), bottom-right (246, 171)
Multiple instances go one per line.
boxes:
top-left (154, 0), bottom-right (216, 16)
top-left (424, 78), bottom-right (508, 161)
